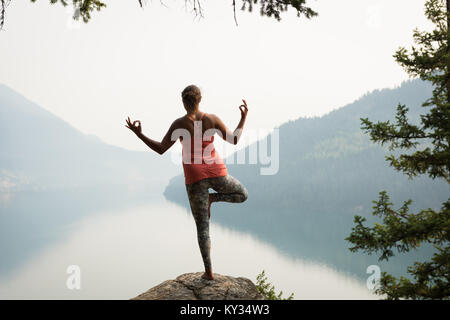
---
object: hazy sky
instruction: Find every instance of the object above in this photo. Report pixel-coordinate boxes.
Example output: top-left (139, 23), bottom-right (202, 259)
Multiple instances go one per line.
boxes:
top-left (0, 0), bottom-right (431, 152)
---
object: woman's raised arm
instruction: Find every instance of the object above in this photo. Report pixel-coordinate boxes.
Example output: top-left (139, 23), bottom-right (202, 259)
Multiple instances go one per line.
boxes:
top-left (213, 99), bottom-right (248, 145)
top-left (125, 117), bottom-right (179, 155)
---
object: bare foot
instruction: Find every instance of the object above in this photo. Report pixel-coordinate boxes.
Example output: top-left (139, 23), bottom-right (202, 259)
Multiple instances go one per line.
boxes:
top-left (201, 272), bottom-right (214, 280)
top-left (208, 194), bottom-right (213, 219)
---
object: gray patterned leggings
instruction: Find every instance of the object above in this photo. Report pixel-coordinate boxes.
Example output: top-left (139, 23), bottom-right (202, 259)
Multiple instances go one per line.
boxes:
top-left (185, 174), bottom-right (248, 272)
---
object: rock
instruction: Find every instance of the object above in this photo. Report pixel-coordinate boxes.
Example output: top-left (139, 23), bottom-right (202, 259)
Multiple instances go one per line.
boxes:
top-left (131, 272), bottom-right (265, 300)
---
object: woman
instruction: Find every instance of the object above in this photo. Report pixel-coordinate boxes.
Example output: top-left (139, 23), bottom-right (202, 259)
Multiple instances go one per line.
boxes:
top-left (125, 85), bottom-right (248, 280)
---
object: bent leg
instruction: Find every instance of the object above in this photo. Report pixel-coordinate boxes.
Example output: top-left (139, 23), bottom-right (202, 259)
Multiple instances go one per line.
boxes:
top-left (185, 180), bottom-right (214, 279)
top-left (208, 174), bottom-right (248, 204)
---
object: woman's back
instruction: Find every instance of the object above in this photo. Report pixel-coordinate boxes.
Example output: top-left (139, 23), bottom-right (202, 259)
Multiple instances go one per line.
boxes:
top-left (180, 111), bottom-right (228, 184)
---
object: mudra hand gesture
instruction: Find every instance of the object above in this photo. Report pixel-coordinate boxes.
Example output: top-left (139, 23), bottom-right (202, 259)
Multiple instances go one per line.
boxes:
top-left (125, 117), bottom-right (142, 135)
top-left (239, 99), bottom-right (248, 118)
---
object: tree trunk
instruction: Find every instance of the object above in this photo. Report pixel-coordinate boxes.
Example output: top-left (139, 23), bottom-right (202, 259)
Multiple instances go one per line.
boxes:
top-left (447, 0), bottom-right (450, 103)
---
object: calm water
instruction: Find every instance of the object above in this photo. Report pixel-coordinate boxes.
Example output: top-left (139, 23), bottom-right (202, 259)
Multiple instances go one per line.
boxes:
top-left (0, 187), bottom-right (376, 299)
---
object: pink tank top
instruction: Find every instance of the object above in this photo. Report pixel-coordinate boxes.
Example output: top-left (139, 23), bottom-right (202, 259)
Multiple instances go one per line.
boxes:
top-left (181, 113), bottom-right (228, 184)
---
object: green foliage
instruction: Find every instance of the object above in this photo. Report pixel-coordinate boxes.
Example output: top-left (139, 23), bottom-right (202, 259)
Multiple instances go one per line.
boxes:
top-left (347, 191), bottom-right (450, 299)
top-left (240, 0), bottom-right (317, 21)
top-left (346, 0), bottom-right (450, 300)
top-left (0, 1), bottom-right (105, 29)
top-left (32, 0), bottom-right (105, 23)
top-left (255, 270), bottom-right (294, 300)
top-left (0, 0), bottom-right (317, 29)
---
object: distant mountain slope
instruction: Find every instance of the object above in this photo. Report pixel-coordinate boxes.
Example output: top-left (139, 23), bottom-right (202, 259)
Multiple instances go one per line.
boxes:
top-left (163, 79), bottom-right (449, 279)
top-left (0, 84), bottom-right (179, 192)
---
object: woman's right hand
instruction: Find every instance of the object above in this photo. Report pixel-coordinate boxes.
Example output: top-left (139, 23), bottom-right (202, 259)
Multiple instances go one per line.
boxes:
top-left (239, 99), bottom-right (248, 119)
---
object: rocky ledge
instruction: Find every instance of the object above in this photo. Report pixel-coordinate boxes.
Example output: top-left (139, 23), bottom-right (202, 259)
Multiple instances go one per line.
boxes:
top-left (131, 272), bottom-right (264, 300)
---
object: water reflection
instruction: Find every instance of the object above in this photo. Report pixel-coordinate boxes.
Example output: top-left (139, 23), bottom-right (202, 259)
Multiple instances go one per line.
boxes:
top-left (0, 185), bottom-right (161, 278)
top-left (0, 189), bottom-right (375, 299)
top-left (165, 186), bottom-right (435, 283)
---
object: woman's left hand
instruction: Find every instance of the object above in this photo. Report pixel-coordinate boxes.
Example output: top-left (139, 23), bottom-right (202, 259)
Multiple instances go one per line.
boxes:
top-left (125, 117), bottom-right (142, 135)
top-left (239, 99), bottom-right (248, 119)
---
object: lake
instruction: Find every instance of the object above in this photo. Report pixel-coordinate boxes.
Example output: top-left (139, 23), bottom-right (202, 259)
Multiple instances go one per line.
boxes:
top-left (0, 186), bottom-right (376, 299)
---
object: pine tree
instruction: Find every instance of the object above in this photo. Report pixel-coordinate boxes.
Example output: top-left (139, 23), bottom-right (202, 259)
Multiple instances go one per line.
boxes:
top-left (0, 0), bottom-right (317, 30)
top-left (346, 0), bottom-right (450, 300)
